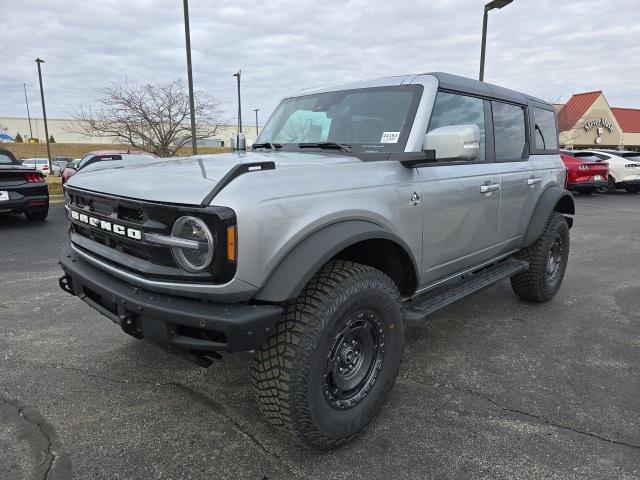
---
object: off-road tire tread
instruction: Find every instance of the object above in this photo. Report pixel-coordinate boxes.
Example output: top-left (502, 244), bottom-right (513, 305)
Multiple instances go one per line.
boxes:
top-left (510, 212), bottom-right (568, 303)
top-left (252, 260), bottom-right (402, 450)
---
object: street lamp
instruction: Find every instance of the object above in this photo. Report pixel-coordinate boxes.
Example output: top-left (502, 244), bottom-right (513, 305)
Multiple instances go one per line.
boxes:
top-left (35, 58), bottom-right (52, 173)
top-left (479, 0), bottom-right (513, 82)
top-left (253, 108), bottom-right (259, 136)
top-left (182, 0), bottom-right (198, 155)
top-left (23, 83), bottom-right (34, 140)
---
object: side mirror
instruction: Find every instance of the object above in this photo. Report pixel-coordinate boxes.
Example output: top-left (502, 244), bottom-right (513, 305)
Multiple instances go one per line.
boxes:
top-left (423, 124), bottom-right (480, 162)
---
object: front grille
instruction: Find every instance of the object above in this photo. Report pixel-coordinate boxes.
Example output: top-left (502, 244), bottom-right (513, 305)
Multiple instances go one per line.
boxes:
top-left (65, 187), bottom-right (237, 284)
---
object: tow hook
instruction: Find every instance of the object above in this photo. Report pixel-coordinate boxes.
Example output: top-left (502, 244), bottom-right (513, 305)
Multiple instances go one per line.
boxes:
top-left (58, 275), bottom-right (74, 296)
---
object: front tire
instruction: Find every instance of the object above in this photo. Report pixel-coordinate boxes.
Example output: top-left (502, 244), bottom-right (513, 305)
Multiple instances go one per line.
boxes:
top-left (252, 261), bottom-right (404, 450)
top-left (511, 212), bottom-right (570, 303)
top-left (605, 175), bottom-right (616, 193)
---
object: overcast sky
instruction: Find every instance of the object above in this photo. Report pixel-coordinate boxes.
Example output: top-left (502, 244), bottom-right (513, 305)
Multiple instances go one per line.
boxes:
top-left (1, 0), bottom-right (639, 125)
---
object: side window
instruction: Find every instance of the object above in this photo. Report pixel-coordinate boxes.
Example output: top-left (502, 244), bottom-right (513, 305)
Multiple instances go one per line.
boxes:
top-left (428, 91), bottom-right (485, 161)
top-left (492, 101), bottom-right (527, 161)
top-left (533, 108), bottom-right (558, 150)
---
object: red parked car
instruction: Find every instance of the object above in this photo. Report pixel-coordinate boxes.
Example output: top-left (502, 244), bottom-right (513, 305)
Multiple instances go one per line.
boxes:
top-left (61, 150), bottom-right (156, 184)
top-left (560, 151), bottom-right (609, 195)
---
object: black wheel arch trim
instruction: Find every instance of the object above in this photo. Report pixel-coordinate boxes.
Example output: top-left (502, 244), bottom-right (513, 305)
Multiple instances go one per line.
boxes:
top-left (254, 220), bottom-right (419, 302)
top-left (521, 185), bottom-right (574, 248)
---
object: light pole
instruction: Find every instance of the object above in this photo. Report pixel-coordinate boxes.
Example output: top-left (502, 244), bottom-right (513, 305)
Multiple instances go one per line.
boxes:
top-left (35, 58), bottom-right (52, 172)
top-left (183, 0), bottom-right (198, 155)
top-left (233, 71), bottom-right (242, 133)
top-left (479, 0), bottom-right (513, 82)
top-left (253, 108), bottom-right (259, 136)
top-left (23, 83), bottom-right (34, 140)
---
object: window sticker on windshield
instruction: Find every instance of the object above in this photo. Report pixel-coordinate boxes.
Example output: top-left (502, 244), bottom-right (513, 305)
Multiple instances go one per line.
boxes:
top-left (380, 132), bottom-right (400, 143)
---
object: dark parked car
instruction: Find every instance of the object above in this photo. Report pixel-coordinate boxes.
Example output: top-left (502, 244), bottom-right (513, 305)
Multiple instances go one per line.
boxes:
top-left (0, 148), bottom-right (49, 220)
top-left (61, 150), bottom-right (157, 184)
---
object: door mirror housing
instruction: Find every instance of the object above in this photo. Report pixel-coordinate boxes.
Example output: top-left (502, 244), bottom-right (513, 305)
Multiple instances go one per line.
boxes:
top-left (423, 125), bottom-right (480, 162)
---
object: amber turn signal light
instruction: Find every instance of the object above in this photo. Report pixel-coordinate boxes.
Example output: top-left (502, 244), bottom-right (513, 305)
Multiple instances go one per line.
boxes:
top-left (227, 225), bottom-right (237, 261)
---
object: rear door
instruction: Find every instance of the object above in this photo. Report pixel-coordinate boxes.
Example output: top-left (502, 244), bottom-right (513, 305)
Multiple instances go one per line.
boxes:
top-left (492, 100), bottom-right (537, 249)
top-left (418, 90), bottom-right (502, 285)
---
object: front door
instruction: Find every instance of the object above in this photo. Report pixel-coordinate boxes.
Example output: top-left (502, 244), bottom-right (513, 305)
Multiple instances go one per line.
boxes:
top-left (418, 91), bottom-right (501, 286)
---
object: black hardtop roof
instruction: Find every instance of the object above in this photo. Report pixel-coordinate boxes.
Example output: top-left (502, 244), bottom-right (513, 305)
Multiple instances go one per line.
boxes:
top-left (428, 72), bottom-right (552, 108)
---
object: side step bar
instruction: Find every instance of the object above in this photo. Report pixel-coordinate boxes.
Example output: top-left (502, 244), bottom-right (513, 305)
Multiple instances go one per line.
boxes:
top-left (404, 258), bottom-right (528, 323)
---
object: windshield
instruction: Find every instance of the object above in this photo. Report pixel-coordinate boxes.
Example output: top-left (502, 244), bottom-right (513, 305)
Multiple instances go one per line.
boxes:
top-left (256, 85), bottom-right (423, 154)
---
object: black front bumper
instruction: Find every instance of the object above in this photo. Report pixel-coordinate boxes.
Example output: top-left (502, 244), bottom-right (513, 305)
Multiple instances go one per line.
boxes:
top-left (59, 244), bottom-right (282, 358)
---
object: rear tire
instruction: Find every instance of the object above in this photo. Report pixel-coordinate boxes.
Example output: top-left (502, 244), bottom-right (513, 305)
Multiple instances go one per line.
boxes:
top-left (511, 212), bottom-right (569, 303)
top-left (605, 175), bottom-right (616, 193)
top-left (24, 205), bottom-right (49, 221)
top-left (625, 185), bottom-right (640, 194)
top-left (252, 260), bottom-right (404, 451)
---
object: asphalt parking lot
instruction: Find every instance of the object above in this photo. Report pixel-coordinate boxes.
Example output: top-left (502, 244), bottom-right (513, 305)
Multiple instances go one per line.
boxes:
top-left (1, 196), bottom-right (639, 480)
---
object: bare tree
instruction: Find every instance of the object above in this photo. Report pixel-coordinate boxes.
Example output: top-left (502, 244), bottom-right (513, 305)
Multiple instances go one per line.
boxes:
top-left (70, 80), bottom-right (224, 157)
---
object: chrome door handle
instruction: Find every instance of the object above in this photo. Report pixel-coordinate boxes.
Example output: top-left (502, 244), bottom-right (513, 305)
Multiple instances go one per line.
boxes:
top-left (480, 184), bottom-right (500, 193)
top-left (527, 177), bottom-right (542, 186)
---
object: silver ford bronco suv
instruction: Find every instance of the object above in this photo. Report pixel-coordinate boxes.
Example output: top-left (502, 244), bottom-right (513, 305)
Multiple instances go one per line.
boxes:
top-left (59, 72), bottom-right (574, 450)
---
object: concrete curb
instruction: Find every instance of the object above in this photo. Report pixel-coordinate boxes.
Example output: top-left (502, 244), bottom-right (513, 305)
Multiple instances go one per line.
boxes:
top-left (50, 194), bottom-right (64, 205)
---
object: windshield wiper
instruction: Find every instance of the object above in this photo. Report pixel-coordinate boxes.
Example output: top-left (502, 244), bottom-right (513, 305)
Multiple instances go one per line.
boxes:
top-left (252, 142), bottom-right (283, 150)
top-left (297, 142), bottom-right (353, 153)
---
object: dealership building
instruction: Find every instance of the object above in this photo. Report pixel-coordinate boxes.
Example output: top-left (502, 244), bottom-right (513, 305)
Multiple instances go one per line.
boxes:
top-left (556, 91), bottom-right (640, 151)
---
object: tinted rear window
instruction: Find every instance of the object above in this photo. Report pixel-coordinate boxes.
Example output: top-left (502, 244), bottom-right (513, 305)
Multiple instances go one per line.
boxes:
top-left (533, 108), bottom-right (558, 150)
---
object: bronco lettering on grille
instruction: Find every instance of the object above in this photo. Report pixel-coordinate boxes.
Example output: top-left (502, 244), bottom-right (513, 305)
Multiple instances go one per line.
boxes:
top-left (70, 210), bottom-right (142, 240)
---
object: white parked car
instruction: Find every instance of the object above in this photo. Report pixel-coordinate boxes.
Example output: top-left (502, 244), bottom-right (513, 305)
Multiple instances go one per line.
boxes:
top-left (571, 150), bottom-right (640, 193)
top-left (22, 157), bottom-right (58, 176)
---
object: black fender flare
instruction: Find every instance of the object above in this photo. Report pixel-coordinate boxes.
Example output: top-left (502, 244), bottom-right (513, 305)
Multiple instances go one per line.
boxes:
top-left (522, 186), bottom-right (575, 247)
top-left (254, 220), bottom-right (419, 302)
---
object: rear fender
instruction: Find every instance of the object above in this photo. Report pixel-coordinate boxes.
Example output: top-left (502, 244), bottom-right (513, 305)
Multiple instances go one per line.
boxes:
top-left (522, 186), bottom-right (574, 248)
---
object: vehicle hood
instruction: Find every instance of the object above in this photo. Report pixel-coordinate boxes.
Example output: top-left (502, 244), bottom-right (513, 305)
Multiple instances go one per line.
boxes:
top-left (65, 151), bottom-right (359, 205)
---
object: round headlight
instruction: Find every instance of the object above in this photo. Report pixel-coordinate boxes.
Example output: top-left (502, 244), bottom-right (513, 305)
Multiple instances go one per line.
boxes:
top-left (171, 216), bottom-right (214, 272)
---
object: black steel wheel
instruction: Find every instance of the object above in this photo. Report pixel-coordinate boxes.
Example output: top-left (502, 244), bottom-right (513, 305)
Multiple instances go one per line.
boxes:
top-left (323, 310), bottom-right (385, 410)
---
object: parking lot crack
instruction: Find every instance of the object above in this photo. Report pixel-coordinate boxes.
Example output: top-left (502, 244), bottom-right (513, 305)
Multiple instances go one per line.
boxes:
top-left (167, 382), bottom-right (310, 480)
top-left (6, 360), bottom-right (309, 479)
top-left (401, 376), bottom-right (640, 450)
top-left (1, 396), bottom-right (57, 480)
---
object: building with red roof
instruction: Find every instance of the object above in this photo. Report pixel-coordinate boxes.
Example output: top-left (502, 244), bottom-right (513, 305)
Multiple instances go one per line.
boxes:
top-left (558, 91), bottom-right (640, 151)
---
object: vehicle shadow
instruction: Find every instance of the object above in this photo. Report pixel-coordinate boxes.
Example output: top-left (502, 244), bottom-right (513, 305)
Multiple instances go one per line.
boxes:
top-left (0, 212), bottom-right (50, 229)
